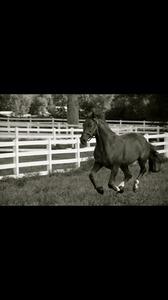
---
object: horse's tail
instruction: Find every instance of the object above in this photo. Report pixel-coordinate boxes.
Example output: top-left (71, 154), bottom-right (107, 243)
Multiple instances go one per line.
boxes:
top-left (148, 144), bottom-right (168, 172)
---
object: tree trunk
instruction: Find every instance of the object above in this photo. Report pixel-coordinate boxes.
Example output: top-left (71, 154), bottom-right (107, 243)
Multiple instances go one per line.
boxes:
top-left (67, 95), bottom-right (79, 125)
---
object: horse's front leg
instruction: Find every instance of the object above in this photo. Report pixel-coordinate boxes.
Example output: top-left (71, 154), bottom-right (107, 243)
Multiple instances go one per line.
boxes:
top-left (118, 165), bottom-right (133, 193)
top-left (108, 165), bottom-right (120, 192)
top-left (89, 161), bottom-right (103, 194)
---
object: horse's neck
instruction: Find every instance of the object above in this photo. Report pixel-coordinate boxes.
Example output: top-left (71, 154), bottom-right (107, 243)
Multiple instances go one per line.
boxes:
top-left (95, 122), bottom-right (115, 149)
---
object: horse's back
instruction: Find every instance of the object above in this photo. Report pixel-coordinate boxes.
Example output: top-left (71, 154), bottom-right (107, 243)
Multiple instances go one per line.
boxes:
top-left (120, 132), bottom-right (150, 162)
top-left (121, 132), bottom-right (149, 147)
top-left (122, 132), bottom-right (145, 141)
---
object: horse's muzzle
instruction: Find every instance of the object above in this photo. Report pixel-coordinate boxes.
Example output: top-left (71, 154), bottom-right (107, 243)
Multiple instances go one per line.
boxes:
top-left (80, 135), bottom-right (87, 146)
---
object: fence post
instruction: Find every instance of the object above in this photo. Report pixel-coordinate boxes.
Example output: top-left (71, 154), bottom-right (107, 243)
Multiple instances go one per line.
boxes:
top-left (157, 126), bottom-right (160, 142)
top-left (116, 127), bottom-right (120, 135)
top-left (71, 127), bottom-right (74, 148)
top-left (13, 127), bottom-right (19, 177)
top-left (7, 117), bottom-right (10, 133)
top-left (71, 127), bottom-right (74, 138)
top-left (144, 134), bottom-right (149, 142)
top-left (58, 122), bottom-right (61, 135)
top-left (37, 122), bottom-right (40, 134)
top-left (30, 116), bottom-right (32, 128)
top-left (27, 123), bottom-right (30, 135)
top-left (165, 133), bottom-right (168, 158)
top-left (52, 118), bottom-right (55, 140)
top-left (52, 118), bottom-right (55, 129)
top-left (87, 141), bottom-right (91, 147)
top-left (75, 137), bottom-right (80, 168)
top-left (66, 123), bottom-right (68, 135)
top-left (53, 127), bottom-right (56, 140)
top-left (47, 138), bottom-right (52, 174)
top-left (143, 120), bottom-right (146, 130)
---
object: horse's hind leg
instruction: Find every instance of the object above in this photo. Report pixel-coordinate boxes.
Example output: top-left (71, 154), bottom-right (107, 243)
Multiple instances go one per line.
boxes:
top-left (133, 159), bottom-right (147, 192)
top-left (89, 161), bottom-right (103, 194)
top-left (118, 165), bottom-right (132, 193)
top-left (108, 165), bottom-right (120, 192)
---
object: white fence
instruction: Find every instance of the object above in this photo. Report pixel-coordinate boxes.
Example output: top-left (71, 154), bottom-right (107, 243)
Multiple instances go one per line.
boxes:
top-left (0, 132), bottom-right (168, 180)
top-left (0, 126), bottom-right (82, 140)
top-left (0, 123), bottom-right (163, 141)
top-left (0, 129), bottom-right (95, 179)
top-left (0, 118), bottom-right (82, 131)
top-left (0, 117), bottom-right (167, 180)
top-left (144, 133), bottom-right (168, 157)
top-left (0, 117), bottom-right (168, 135)
top-left (110, 125), bottom-right (162, 135)
top-left (0, 115), bottom-right (168, 125)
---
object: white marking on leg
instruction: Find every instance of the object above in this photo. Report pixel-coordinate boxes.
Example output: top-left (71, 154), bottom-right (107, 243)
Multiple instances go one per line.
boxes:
top-left (134, 179), bottom-right (139, 189)
top-left (116, 186), bottom-right (120, 192)
top-left (118, 181), bottom-right (125, 188)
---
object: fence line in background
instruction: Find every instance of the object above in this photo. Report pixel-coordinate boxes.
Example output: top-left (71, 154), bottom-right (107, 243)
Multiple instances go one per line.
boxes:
top-left (0, 116), bottom-right (168, 127)
top-left (0, 124), bottom-right (164, 140)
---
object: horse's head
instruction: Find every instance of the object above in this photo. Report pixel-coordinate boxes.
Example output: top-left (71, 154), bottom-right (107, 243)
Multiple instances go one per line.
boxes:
top-left (80, 116), bottom-right (98, 146)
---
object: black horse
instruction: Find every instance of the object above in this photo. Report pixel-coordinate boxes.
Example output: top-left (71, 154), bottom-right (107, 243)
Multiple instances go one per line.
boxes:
top-left (80, 115), bottom-right (166, 194)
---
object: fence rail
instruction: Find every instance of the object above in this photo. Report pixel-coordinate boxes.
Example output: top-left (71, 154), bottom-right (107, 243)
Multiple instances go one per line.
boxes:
top-left (0, 116), bottom-right (168, 127)
top-left (0, 132), bottom-right (168, 180)
top-left (0, 124), bottom-right (164, 141)
top-left (0, 128), bottom-right (95, 179)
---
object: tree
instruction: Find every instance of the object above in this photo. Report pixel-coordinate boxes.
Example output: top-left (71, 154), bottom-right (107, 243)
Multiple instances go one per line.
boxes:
top-left (48, 94), bottom-right (67, 118)
top-left (146, 94), bottom-right (168, 122)
top-left (1, 94), bottom-right (167, 122)
top-left (67, 95), bottom-right (79, 124)
top-left (0, 94), bottom-right (13, 111)
top-left (106, 94), bottom-right (155, 121)
top-left (78, 94), bottom-right (115, 119)
top-left (29, 95), bottom-right (50, 116)
top-left (10, 94), bottom-right (33, 117)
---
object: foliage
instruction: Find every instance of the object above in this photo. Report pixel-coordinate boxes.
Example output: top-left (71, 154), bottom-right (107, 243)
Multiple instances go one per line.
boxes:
top-left (78, 94), bottom-right (115, 119)
top-left (9, 94), bottom-right (33, 117)
top-left (0, 94), bottom-right (168, 121)
top-left (105, 94), bottom-right (167, 121)
top-left (0, 94), bottom-right (12, 111)
top-left (30, 94), bottom-right (52, 116)
top-left (48, 94), bottom-right (67, 118)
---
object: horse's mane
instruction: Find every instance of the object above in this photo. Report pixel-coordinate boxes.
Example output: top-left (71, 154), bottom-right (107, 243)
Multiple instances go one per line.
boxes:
top-left (97, 119), bottom-right (116, 135)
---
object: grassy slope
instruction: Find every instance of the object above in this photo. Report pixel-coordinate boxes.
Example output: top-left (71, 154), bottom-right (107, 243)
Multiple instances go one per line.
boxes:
top-left (0, 159), bottom-right (168, 205)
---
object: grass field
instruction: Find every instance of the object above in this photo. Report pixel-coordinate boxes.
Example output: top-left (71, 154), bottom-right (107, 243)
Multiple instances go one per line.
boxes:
top-left (0, 159), bottom-right (168, 205)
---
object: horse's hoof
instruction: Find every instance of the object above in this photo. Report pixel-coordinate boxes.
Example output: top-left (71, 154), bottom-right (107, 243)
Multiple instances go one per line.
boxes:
top-left (96, 187), bottom-right (104, 195)
top-left (133, 186), bottom-right (138, 193)
top-left (133, 180), bottom-right (139, 192)
top-left (117, 186), bottom-right (124, 193)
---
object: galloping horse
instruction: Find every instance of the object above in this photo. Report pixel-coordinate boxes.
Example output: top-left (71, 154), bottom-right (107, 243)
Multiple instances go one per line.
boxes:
top-left (80, 114), bottom-right (165, 194)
